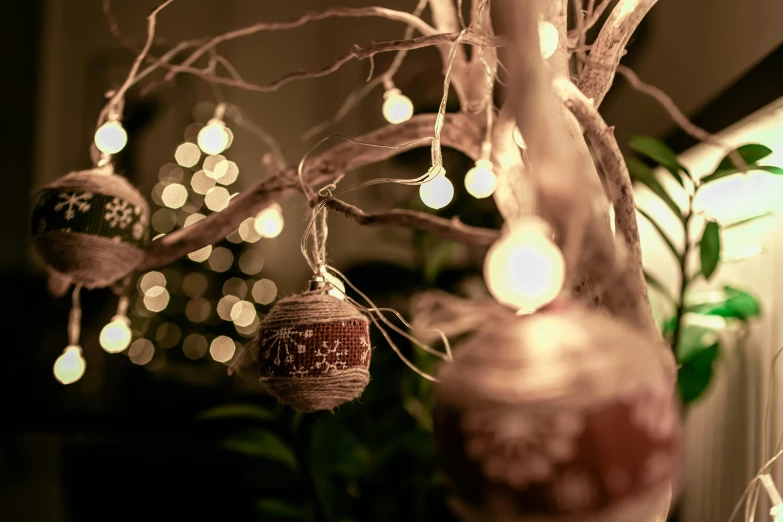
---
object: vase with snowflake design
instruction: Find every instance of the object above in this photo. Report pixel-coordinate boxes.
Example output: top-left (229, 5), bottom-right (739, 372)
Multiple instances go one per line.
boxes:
top-left (31, 168), bottom-right (149, 289)
top-left (433, 301), bottom-right (682, 522)
top-left (257, 292), bottom-right (372, 412)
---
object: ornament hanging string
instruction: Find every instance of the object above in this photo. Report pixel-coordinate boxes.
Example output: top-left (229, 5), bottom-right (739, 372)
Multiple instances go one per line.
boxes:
top-left (68, 284), bottom-right (83, 346)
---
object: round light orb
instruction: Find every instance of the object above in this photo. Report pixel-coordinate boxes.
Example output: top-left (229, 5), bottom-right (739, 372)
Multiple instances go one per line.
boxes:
top-left (197, 118), bottom-right (231, 155)
top-left (464, 159), bottom-right (498, 199)
top-left (254, 204), bottom-right (284, 238)
top-left (382, 88), bottom-right (414, 125)
top-left (484, 218), bottom-right (566, 313)
top-left (94, 121), bottom-right (128, 155)
top-left (99, 315), bottom-right (132, 354)
top-left (419, 172), bottom-right (454, 210)
top-left (53, 345), bottom-right (86, 385)
top-left (538, 20), bottom-right (559, 60)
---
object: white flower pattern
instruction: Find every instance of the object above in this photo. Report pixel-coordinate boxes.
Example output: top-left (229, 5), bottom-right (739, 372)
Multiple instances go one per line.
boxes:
top-left (105, 197), bottom-right (134, 229)
top-left (54, 191), bottom-right (93, 220)
top-left (461, 408), bottom-right (584, 487)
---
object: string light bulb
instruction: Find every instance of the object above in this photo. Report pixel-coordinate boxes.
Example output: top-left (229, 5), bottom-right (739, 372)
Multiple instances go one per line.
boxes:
top-left (53, 345), bottom-right (86, 385)
top-left (538, 20), bottom-right (559, 60)
top-left (197, 118), bottom-right (231, 155)
top-left (99, 315), bottom-right (132, 354)
top-left (254, 203), bottom-right (284, 238)
top-left (94, 120), bottom-right (128, 155)
top-left (382, 87), bottom-right (414, 125)
top-left (484, 218), bottom-right (565, 313)
top-left (465, 159), bottom-right (497, 199)
top-left (419, 169), bottom-right (454, 210)
top-left (512, 126), bottom-right (527, 149)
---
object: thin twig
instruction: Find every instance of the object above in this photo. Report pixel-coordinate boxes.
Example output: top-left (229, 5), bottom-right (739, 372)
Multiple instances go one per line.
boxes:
top-left (616, 65), bottom-right (749, 172)
top-left (164, 7), bottom-right (441, 84)
top-left (324, 198), bottom-right (500, 246)
top-left (140, 113), bottom-right (482, 270)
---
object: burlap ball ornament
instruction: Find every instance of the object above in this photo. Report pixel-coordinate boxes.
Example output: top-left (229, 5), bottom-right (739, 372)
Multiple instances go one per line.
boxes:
top-left (31, 169), bottom-right (149, 289)
top-left (434, 303), bottom-right (682, 522)
top-left (257, 293), bottom-right (372, 412)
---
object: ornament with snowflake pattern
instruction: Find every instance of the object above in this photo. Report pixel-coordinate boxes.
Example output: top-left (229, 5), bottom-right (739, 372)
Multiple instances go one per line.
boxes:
top-left (32, 169), bottom-right (149, 289)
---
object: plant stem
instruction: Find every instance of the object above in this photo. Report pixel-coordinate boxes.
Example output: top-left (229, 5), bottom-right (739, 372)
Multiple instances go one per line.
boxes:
top-left (670, 190), bottom-right (696, 356)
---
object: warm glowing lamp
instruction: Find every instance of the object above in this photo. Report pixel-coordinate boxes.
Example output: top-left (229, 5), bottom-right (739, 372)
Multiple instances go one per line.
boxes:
top-left (99, 315), bottom-right (132, 354)
top-left (53, 345), bottom-right (87, 385)
top-left (197, 118), bottom-right (231, 155)
top-left (94, 121), bottom-right (128, 155)
top-left (382, 88), bottom-right (414, 125)
top-left (484, 218), bottom-right (565, 313)
top-left (538, 20), bottom-right (559, 60)
top-left (464, 159), bottom-right (498, 199)
top-left (419, 171), bottom-right (454, 210)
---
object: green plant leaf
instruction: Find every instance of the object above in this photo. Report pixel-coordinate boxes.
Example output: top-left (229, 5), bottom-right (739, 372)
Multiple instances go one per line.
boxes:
top-left (255, 499), bottom-right (311, 521)
top-left (724, 212), bottom-right (775, 229)
top-left (626, 155), bottom-right (682, 219)
top-left (310, 419), bottom-right (371, 478)
top-left (199, 404), bottom-right (276, 422)
top-left (723, 285), bottom-right (761, 318)
top-left (699, 220), bottom-right (721, 280)
top-left (221, 429), bottom-right (297, 471)
top-left (636, 207), bottom-right (681, 262)
top-left (714, 144), bottom-right (773, 172)
top-left (644, 270), bottom-right (676, 306)
top-left (424, 240), bottom-right (457, 285)
top-left (678, 343), bottom-right (719, 406)
top-left (756, 165), bottom-right (783, 175)
top-left (629, 136), bottom-right (688, 183)
top-left (675, 320), bottom-right (720, 362)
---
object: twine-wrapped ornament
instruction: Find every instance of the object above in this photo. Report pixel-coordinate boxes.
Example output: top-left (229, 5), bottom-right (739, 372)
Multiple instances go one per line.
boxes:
top-left (434, 301), bottom-right (681, 522)
top-left (31, 167), bottom-right (149, 289)
top-left (257, 285), bottom-right (372, 412)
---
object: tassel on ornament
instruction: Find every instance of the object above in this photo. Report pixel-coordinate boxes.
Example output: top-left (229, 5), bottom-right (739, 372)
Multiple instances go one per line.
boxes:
top-left (256, 279), bottom-right (372, 412)
top-left (32, 168), bottom-right (149, 289)
top-left (433, 301), bottom-right (682, 522)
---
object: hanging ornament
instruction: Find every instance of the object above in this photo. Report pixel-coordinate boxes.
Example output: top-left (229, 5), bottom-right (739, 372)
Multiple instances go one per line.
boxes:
top-left (256, 280), bottom-right (372, 412)
top-left (31, 167), bottom-right (149, 289)
top-left (434, 302), bottom-right (681, 522)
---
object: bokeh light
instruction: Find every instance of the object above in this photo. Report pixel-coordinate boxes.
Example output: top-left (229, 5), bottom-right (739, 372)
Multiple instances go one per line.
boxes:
top-left (191, 170), bottom-right (216, 195)
top-left (161, 183), bottom-right (188, 209)
top-left (128, 339), bottom-right (155, 365)
top-left (183, 272), bottom-right (208, 297)
top-left (183, 213), bottom-right (206, 228)
top-left (215, 160), bottom-right (239, 186)
top-left (203, 155), bottom-right (229, 180)
top-left (94, 121), bottom-right (127, 155)
top-left (185, 297), bottom-right (211, 323)
top-left (419, 172), bottom-right (454, 209)
top-left (238, 217), bottom-right (262, 243)
top-left (197, 119), bottom-right (231, 155)
top-left (538, 20), bottom-right (559, 60)
top-left (187, 245), bottom-right (212, 262)
top-left (205, 186), bottom-right (230, 212)
top-left (223, 278), bottom-right (248, 299)
top-left (239, 250), bottom-right (264, 275)
top-left (254, 204), bottom-right (284, 238)
top-left (151, 208), bottom-right (178, 233)
top-left (182, 333), bottom-right (208, 360)
top-left (252, 279), bottom-right (278, 305)
top-left (151, 183), bottom-right (166, 206)
top-left (217, 295), bottom-right (240, 321)
top-left (143, 286), bottom-right (170, 312)
top-left (208, 247), bottom-right (234, 272)
top-left (139, 271), bottom-right (167, 294)
top-left (230, 300), bottom-right (257, 327)
top-left (210, 336), bottom-right (236, 363)
top-left (175, 142), bottom-right (201, 168)
top-left (158, 163), bottom-right (185, 183)
top-left (155, 322), bottom-right (182, 348)
top-left (235, 314), bottom-right (260, 338)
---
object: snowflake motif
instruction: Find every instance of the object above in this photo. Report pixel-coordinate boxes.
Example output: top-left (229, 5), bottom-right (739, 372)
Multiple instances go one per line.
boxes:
top-left (297, 344), bottom-right (306, 354)
top-left (551, 470), bottom-right (597, 511)
top-left (303, 330), bottom-right (313, 338)
top-left (54, 191), bottom-right (93, 220)
top-left (37, 218), bottom-right (47, 235)
top-left (461, 408), bottom-right (584, 487)
top-left (629, 387), bottom-right (677, 441)
top-left (132, 209), bottom-right (148, 241)
top-left (313, 339), bottom-right (349, 373)
top-left (105, 197), bottom-right (134, 229)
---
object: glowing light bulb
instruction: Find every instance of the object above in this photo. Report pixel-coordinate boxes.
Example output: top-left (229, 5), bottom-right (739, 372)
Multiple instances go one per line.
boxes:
top-left (419, 171), bottom-right (454, 210)
top-left (99, 315), bottom-right (132, 354)
top-left (94, 121), bottom-right (128, 155)
top-left (538, 20), bottom-right (559, 60)
top-left (53, 345), bottom-right (86, 385)
top-left (382, 88), bottom-right (414, 125)
top-left (512, 126), bottom-right (527, 149)
top-left (484, 218), bottom-right (566, 313)
top-left (464, 159), bottom-right (498, 199)
top-left (197, 118), bottom-right (231, 155)
top-left (254, 204), bottom-right (284, 238)
top-left (321, 270), bottom-right (346, 300)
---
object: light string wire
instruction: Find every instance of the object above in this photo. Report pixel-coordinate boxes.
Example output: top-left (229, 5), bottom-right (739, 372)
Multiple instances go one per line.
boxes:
top-left (68, 284), bottom-right (83, 347)
top-left (726, 345), bottom-right (783, 522)
top-left (431, 28), bottom-right (468, 169)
